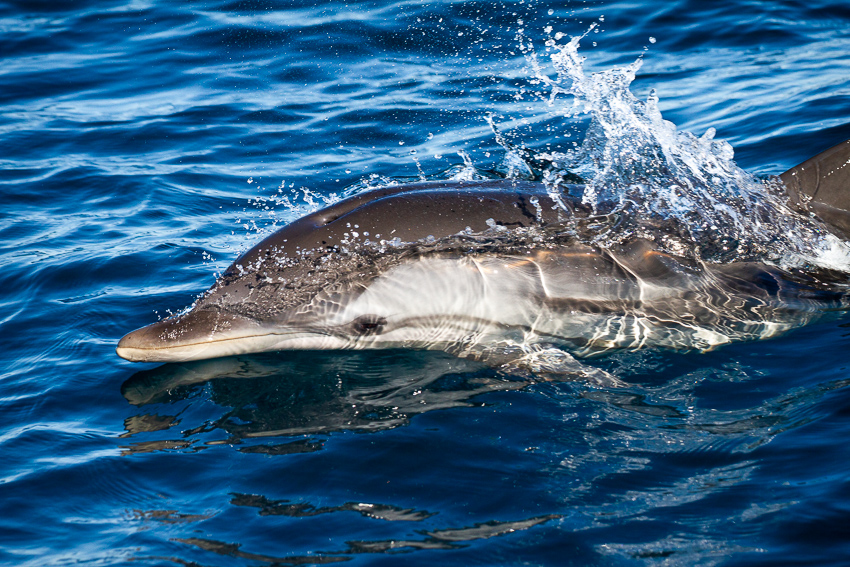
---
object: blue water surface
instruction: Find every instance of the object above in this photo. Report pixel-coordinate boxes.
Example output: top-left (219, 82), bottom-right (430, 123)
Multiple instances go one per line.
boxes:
top-left (2, 1), bottom-right (850, 565)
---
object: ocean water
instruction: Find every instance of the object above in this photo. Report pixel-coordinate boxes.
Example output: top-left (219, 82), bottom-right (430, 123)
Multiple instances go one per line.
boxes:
top-left (2, 1), bottom-right (850, 565)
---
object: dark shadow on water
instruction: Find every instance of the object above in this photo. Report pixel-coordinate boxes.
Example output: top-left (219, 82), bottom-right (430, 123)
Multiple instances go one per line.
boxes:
top-left (165, 514), bottom-right (562, 565)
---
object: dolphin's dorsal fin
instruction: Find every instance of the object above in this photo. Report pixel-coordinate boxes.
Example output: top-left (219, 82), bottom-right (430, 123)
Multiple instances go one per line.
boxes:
top-left (780, 138), bottom-right (850, 237)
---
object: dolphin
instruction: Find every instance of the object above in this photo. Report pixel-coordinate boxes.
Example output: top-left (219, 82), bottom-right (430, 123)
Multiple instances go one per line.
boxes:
top-left (116, 140), bottom-right (850, 379)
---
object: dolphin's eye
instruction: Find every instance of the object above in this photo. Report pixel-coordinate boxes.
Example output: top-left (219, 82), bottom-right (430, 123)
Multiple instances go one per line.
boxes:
top-left (351, 314), bottom-right (387, 336)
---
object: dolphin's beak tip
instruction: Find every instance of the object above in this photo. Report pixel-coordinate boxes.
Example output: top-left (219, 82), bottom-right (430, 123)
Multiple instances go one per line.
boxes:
top-left (116, 320), bottom-right (169, 362)
top-left (116, 330), bottom-right (148, 362)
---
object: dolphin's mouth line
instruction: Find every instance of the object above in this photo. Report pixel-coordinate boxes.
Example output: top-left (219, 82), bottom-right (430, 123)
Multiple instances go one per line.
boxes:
top-left (118, 327), bottom-right (323, 352)
top-left (119, 313), bottom-right (551, 354)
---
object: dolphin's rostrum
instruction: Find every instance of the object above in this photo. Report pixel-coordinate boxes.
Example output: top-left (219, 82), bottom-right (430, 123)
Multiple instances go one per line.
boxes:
top-left (117, 142), bottom-right (850, 379)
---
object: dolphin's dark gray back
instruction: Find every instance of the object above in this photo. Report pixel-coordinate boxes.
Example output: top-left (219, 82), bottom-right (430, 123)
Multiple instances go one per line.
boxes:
top-left (228, 180), bottom-right (565, 275)
top-left (780, 138), bottom-right (850, 237)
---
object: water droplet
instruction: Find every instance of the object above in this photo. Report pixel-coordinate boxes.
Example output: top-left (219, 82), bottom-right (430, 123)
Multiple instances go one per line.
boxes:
top-left (649, 36), bottom-right (656, 44)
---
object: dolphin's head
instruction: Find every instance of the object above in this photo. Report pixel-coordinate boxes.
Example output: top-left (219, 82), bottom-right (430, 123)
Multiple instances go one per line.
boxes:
top-left (117, 181), bottom-right (561, 363)
top-left (115, 284), bottom-right (389, 363)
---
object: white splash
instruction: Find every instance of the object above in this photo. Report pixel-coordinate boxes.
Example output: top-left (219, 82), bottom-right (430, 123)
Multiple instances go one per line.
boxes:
top-left (515, 26), bottom-right (850, 271)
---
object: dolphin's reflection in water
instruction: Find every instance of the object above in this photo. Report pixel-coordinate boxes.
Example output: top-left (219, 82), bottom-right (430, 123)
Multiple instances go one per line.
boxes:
top-left (120, 349), bottom-right (521, 450)
top-left (119, 348), bottom-right (703, 455)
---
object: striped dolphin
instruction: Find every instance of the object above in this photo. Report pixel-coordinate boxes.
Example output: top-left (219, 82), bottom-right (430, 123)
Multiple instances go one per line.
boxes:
top-left (116, 140), bottom-right (850, 380)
